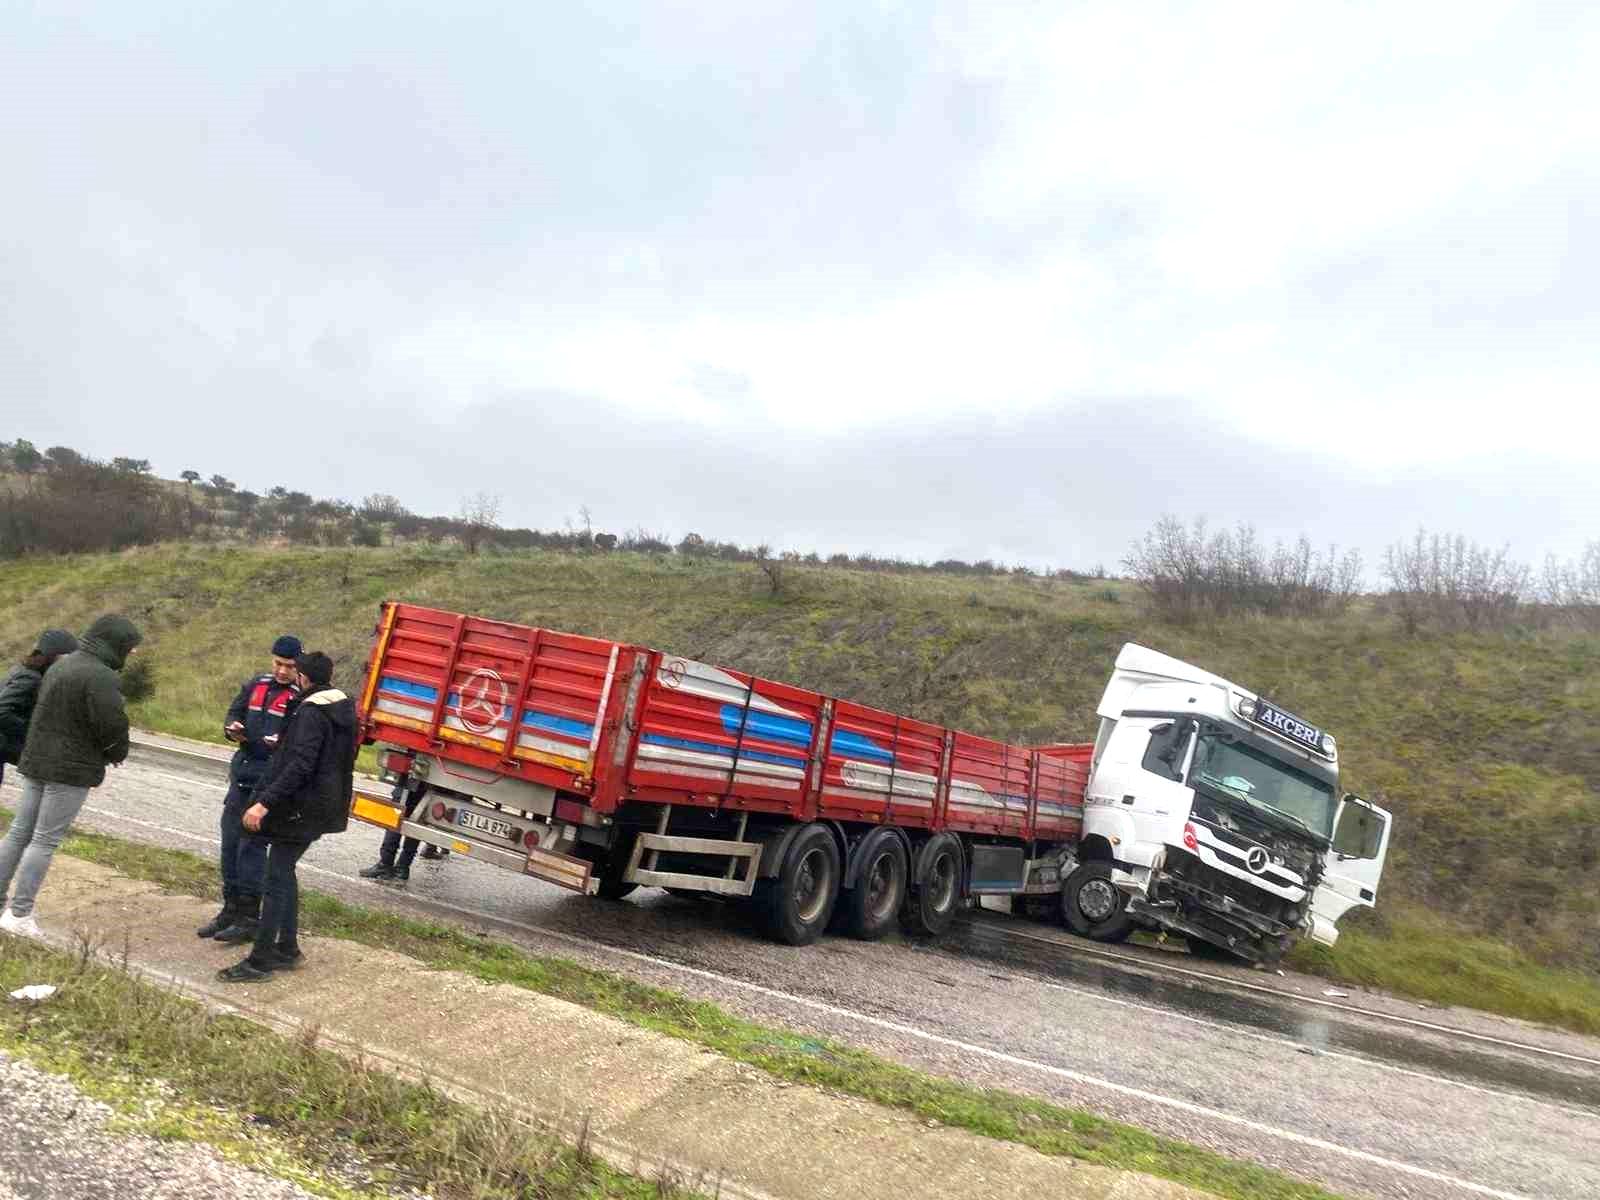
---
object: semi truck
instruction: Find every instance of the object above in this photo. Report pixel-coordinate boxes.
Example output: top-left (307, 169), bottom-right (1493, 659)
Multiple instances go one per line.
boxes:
top-left (349, 602), bottom-right (1391, 963)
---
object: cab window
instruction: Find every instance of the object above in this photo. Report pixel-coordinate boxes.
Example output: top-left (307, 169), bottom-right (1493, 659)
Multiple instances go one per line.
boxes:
top-left (1141, 721), bottom-right (1190, 781)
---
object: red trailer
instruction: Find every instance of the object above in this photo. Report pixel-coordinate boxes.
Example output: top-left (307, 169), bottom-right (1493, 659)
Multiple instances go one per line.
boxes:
top-left (351, 601), bottom-right (1089, 944)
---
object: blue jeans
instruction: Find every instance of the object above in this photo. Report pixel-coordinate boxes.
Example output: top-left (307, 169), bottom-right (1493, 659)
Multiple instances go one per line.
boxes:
top-left (251, 839), bottom-right (310, 962)
top-left (0, 775), bottom-right (90, 917)
top-left (221, 780), bottom-right (268, 898)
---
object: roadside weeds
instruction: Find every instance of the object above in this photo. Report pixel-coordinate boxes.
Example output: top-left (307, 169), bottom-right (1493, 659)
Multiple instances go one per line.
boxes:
top-left (0, 934), bottom-right (707, 1200)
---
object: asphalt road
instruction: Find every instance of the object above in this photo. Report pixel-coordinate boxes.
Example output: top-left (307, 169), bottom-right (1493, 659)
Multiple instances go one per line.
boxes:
top-left (11, 742), bottom-right (1599, 1200)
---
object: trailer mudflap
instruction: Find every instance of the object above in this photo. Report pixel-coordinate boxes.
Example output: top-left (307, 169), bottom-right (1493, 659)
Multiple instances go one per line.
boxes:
top-left (524, 847), bottom-right (597, 894)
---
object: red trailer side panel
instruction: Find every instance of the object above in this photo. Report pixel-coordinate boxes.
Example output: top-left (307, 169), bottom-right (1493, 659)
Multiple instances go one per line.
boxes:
top-left (818, 700), bottom-right (945, 827)
top-left (360, 602), bottom-right (1092, 843)
top-left (625, 652), bottom-right (826, 816)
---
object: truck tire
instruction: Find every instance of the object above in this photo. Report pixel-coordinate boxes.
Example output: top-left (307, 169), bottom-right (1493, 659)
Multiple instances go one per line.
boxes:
top-left (759, 823), bottom-right (841, 946)
top-left (898, 835), bottom-right (962, 937)
top-left (1061, 861), bottom-right (1132, 942)
top-left (590, 837), bottom-right (638, 901)
top-left (839, 831), bottom-right (908, 940)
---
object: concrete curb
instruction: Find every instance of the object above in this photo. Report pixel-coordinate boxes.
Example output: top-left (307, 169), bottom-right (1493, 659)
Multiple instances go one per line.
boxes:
top-left (17, 854), bottom-right (1211, 1200)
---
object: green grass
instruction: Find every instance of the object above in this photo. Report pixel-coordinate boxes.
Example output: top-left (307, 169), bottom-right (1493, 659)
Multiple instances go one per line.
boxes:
top-left (2, 540), bottom-right (1596, 975)
top-left (1287, 904), bottom-right (1600, 1034)
top-left (22, 817), bottom-right (1348, 1200)
top-left (0, 937), bottom-right (698, 1200)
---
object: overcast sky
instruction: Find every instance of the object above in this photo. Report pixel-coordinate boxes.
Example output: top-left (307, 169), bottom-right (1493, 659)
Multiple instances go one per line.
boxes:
top-left (3, 2), bottom-right (1596, 572)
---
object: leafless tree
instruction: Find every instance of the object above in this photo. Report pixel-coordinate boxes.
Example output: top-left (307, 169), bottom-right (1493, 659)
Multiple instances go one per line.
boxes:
top-left (458, 491), bottom-right (502, 555)
top-left (755, 543), bottom-right (785, 595)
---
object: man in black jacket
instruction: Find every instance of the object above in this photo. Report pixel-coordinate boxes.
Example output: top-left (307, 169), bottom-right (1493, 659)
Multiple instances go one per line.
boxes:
top-left (218, 651), bottom-right (354, 982)
top-left (202, 634), bottom-right (301, 942)
top-left (0, 630), bottom-right (79, 789)
top-left (1, 615), bottom-right (141, 940)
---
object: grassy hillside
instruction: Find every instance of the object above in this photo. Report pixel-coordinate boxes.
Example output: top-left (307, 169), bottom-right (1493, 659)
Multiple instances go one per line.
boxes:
top-left (3, 543), bottom-right (1598, 1019)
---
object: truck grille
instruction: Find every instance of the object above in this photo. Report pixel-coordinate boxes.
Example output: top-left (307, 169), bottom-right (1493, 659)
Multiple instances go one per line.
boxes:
top-left (1163, 849), bottom-right (1301, 926)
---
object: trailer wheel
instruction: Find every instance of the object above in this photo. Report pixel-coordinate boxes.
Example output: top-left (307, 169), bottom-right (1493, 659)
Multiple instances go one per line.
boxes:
top-left (898, 836), bottom-right (961, 937)
top-left (839, 833), bottom-right (908, 940)
top-left (759, 823), bottom-right (840, 946)
top-left (590, 837), bottom-right (638, 901)
top-left (1061, 861), bottom-right (1132, 942)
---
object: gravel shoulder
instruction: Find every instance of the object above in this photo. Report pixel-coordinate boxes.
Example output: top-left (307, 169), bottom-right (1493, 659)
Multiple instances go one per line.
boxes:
top-left (0, 1050), bottom-right (326, 1200)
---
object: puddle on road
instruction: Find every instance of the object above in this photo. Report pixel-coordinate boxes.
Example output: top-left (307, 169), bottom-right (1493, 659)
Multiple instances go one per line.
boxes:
top-left (934, 919), bottom-right (1600, 1113)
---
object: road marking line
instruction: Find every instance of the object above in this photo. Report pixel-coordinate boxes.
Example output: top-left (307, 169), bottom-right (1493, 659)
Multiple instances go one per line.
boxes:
top-left (71, 802), bottom-right (1544, 1200)
top-left (61, 789), bottom-right (1600, 1117)
top-left (122, 739), bottom-right (1600, 1072)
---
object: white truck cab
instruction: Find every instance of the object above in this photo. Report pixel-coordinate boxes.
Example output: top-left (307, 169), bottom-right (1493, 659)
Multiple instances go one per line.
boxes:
top-left (1063, 644), bottom-right (1391, 963)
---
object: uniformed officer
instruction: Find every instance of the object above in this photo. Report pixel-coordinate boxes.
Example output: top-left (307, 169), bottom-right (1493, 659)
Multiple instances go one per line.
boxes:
top-left (201, 634), bottom-right (302, 942)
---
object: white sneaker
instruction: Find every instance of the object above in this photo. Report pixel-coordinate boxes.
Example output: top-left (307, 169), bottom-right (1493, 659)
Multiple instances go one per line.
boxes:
top-left (0, 908), bottom-right (43, 939)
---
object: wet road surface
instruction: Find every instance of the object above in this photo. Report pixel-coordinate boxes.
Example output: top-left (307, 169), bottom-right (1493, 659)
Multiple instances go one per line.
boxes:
top-left (10, 744), bottom-right (1598, 1200)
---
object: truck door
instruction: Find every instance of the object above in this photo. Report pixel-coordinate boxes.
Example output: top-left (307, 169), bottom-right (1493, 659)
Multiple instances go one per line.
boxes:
top-left (1309, 795), bottom-right (1392, 945)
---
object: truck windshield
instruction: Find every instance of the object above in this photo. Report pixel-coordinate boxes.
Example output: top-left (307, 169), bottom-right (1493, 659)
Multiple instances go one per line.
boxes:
top-left (1190, 734), bottom-right (1335, 840)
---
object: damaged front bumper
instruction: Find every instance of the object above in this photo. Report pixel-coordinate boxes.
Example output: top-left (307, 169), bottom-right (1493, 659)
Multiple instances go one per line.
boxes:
top-left (1127, 868), bottom-right (1301, 963)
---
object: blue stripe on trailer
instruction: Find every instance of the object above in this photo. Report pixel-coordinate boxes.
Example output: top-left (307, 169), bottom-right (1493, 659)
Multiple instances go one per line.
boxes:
top-left (641, 733), bottom-right (806, 770)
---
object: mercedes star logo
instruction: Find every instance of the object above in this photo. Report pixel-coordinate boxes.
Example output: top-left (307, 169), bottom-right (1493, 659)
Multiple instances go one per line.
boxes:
top-left (1245, 846), bottom-right (1269, 874)
top-left (458, 668), bottom-right (508, 736)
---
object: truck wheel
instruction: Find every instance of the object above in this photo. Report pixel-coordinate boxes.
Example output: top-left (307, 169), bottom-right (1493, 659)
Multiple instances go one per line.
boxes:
top-left (759, 823), bottom-right (841, 946)
top-left (591, 837), bottom-right (638, 901)
top-left (1061, 861), bottom-right (1132, 942)
top-left (898, 836), bottom-right (962, 937)
top-left (840, 833), bottom-right (908, 940)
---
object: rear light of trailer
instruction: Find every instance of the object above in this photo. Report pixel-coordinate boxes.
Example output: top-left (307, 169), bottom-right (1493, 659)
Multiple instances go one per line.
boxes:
top-left (383, 750), bottom-right (414, 775)
top-left (429, 801), bottom-right (458, 824)
top-left (522, 829), bottom-right (542, 850)
top-left (430, 801), bottom-right (447, 822)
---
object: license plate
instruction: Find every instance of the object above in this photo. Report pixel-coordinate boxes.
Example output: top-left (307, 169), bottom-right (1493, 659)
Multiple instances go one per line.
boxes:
top-left (456, 808), bottom-right (515, 840)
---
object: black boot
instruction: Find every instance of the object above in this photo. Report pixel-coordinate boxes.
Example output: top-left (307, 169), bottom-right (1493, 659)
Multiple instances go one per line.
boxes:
top-left (419, 844), bottom-right (447, 860)
top-left (359, 862), bottom-right (396, 880)
top-left (196, 891), bottom-right (235, 938)
top-left (213, 893), bottom-right (261, 943)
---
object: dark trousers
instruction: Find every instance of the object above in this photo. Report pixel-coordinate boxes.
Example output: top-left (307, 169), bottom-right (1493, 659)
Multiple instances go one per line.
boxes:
top-left (378, 783), bottom-right (427, 869)
top-left (251, 838), bottom-right (310, 961)
top-left (220, 780), bottom-right (268, 898)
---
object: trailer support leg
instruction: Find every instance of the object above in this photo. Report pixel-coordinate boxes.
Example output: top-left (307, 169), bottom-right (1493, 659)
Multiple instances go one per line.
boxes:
top-left (645, 804), bottom-right (673, 872)
top-left (725, 812), bottom-right (749, 879)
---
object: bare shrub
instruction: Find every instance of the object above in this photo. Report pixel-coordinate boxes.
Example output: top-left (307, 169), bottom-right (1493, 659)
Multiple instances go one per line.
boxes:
top-left (1381, 529), bottom-right (1531, 634)
top-left (1538, 540), bottom-right (1600, 631)
top-left (1123, 515), bottom-right (1362, 623)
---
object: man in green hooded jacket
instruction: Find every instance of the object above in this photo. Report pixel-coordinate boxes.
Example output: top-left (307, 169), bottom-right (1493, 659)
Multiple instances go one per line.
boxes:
top-left (0, 614), bottom-right (142, 940)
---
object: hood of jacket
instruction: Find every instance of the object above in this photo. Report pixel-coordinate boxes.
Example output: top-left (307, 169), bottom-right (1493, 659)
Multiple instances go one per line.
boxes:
top-left (80, 615), bottom-right (143, 671)
top-left (300, 686), bottom-right (356, 729)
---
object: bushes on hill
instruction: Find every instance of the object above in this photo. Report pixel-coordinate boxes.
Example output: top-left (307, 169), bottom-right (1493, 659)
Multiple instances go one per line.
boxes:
top-left (1122, 515), bottom-right (1363, 623)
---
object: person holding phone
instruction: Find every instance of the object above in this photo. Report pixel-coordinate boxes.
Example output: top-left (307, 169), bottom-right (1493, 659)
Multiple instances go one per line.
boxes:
top-left (201, 634), bottom-right (301, 943)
